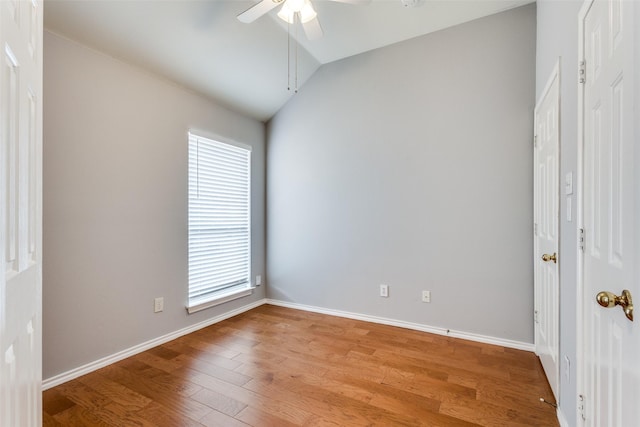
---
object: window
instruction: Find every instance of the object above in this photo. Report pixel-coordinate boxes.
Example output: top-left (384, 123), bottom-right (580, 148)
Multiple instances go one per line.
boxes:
top-left (187, 132), bottom-right (252, 313)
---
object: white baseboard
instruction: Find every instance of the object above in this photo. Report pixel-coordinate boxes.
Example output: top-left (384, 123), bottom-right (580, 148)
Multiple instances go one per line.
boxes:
top-left (42, 298), bottom-right (267, 390)
top-left (266, 299), bottom-right (535, 352)
top-left (43, 297), bottom-right (535, 391)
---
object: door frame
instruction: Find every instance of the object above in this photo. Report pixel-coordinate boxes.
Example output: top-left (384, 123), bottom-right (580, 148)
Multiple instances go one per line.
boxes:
top-left (533, 58), bottom-right (561, 401)
top-left (575, 0), bottom-right (590, 424)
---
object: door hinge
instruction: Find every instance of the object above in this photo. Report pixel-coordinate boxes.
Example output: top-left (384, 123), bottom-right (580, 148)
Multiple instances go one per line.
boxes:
top-left (534, 222), bottom-right (538, 236)
top-left (534, 310), bottom-right (539, 324)
top-left (579, 60), bottom-right (586, 84)
top-left (534, 135), bottom-right (538, 148)
top-left (579, 228), bottom-right (585, 251)
top-left (579, 394), bottom-right (586, 421)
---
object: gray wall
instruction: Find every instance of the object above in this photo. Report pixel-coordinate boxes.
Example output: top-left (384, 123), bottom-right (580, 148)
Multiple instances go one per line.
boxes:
top-left (267, 5), bottom-right (537, 343)
top-left (43, 31), bottom-right (266, 379)
top-left (536, 1), bottom-right (582, 424)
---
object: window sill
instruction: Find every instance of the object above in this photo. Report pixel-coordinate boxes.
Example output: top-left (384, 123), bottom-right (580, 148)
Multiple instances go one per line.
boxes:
top-left (186, 286), bottom-right (255, 314)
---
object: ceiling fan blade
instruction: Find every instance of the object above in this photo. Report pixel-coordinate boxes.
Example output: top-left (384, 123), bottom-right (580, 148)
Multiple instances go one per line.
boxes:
top-left (237, 0), bottom-right (284, 23)
top-left (302, 16), bottom-right (323, 40)
top-left (326, 0), bottom-right (372, 5)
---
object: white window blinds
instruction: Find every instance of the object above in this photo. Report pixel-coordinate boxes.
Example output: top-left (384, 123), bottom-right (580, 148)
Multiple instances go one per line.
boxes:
top-left (188, 133), bottom-right (251, 312)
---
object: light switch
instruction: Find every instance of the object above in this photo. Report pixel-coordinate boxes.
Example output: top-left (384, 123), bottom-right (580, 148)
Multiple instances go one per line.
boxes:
top-left (565, 173), bottom-right (573, 195)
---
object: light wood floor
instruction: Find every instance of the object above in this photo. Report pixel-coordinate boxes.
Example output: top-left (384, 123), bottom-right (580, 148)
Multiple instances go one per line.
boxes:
top-left (43, 304), bottom-right (559, 426)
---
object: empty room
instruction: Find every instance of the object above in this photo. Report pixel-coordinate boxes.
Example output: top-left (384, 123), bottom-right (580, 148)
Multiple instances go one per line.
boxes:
top-left (1, 0), bottom-right (639, 426)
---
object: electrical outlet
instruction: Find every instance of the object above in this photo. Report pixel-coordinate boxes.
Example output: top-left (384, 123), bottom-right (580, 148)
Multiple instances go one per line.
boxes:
top-left (154, 297), bottom-right (164, 313)
top-left (421, 290), bottom-right (431, 303)
top-left (256, 275), bottom-right (262, 286)
top-left (380, 284), bottom-right (389, 298)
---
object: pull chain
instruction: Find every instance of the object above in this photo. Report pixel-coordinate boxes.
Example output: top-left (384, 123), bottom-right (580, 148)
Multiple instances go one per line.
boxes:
top-left (286, 12), bottom-right (299, 93)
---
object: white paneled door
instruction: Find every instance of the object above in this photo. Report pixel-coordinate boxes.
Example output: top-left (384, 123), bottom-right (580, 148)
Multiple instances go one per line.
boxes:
top-left (579, 0), bottom-right (639, 425)
top-left (534, 63), bottom-right (560, 400)
top-left (0, 1), bottom-right (43, 426)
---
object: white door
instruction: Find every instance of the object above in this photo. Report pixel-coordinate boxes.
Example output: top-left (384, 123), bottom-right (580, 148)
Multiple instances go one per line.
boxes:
top-left (0, 1), bottom-right (43, 426)
top-left (579, 0), bottom-right (639, 425)
top-left (534, 63), bottom-right (560, 400)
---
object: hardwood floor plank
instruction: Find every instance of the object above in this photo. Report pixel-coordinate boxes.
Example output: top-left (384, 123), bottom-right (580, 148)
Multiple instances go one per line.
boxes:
top-left (447, 371), bottom-right (480, 389)
top-left (439, 395), bottom-right (557, 426)
top-left (121, 360), bottom-right (202, 397)
top-left (368, 393), bottom-right (479, 427)
top-left (96, 366), bottom-right (213, 421)
top-left (347, 348), bottom-right (450, 382)
top-left (243, 375), bottom-right (377, 425)
top-left (135, 401), bottom-right (206, 427)
top-left (50, 378), bottom-right (157, 427)
top-left (51, 380), bottom-right (112, 411)
top-left (147, 345), bottom-right (181, 360)
top-left (380, 368), bottom-right (478, 403)
top-left (476, 376), bottom-right (555, 410)
top-left (42, 411), bottom-right (64, 427)
top-left (199, 409), bottom-right (250, 427)
top-left (191, 387), bottom-right (248, 417)
top-left (162, 339), bottom-right (243, 371)
top-left (177, 367), bottom-right (317, 425)
top-left (375, 347), bottom-right (511, 381)
top-left (228, 347), bottom-right (288, 366)
top-left (176, 352), bottom-right (252, 386)
top-left (234, 351), bottom-right (331, 379)
top-left (77, 373), bottom-right (152, 411)
top-left (321, 390), bottom-right (428, 426)
top-left (234, 405), bottom-right (301, 427)
top-left (132, 349), bottom-right (185, 373)
top-left (84, 402), bottom-right (158, 427)
top-left (42, 388), bottom-right (76, 416)
top-left (53, 405), bottom-right (116, 427)
top-left (290, 372), bottom-right (375, 403)
top-left (43, 304), bottom-right (559, 426)
top-left (169, 335), bottom-right (242, 361)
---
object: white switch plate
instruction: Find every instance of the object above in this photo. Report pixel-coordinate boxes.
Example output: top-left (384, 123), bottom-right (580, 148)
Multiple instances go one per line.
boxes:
top-left (154, 297), bottom-right (164, 313)
top-left (566, 197), bottom-right (572, 222)
top-left (256, 275), bottom-right (262, 286)
top-left (380, 284), bottom-right (389, 297)
top-left (422, 290), bottom-right (431, 303)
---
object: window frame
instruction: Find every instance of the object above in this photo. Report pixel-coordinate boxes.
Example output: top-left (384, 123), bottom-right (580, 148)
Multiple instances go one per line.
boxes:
top-left (186, 131), bottom-right (253, 314)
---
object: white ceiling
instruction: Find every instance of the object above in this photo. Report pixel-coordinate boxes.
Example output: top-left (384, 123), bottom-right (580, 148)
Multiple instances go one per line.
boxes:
top-left (44, 0), bottom-right (533, 122)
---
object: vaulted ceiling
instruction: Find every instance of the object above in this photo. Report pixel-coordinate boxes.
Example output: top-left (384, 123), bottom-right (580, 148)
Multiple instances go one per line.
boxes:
top-left (44, 0), bottom-right (533, 122)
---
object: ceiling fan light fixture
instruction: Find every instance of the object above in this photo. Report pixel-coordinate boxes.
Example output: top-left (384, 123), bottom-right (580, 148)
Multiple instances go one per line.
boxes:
top-left (277, 0), bottom-right (317, 24)
top-left (277, 5), bottom-right (294, 23)
top-left (288, 0), bottom-right (305, 12)
top-left (299, 2), bottom-right (317, 23)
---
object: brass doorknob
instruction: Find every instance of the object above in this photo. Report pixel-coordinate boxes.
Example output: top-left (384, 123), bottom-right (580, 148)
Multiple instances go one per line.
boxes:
top-left (596, 290), bottom-right (634, 322)
top-left (541, 253), bottom-right (557, 263)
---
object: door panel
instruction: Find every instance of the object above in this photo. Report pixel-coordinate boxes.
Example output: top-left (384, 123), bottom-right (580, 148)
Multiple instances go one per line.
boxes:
top-left (0, 1), bottom-right (43, 426)
top-left (581, 0), bottom-right (638, 425)
top-left (534, 65), bottom-right (560, 399)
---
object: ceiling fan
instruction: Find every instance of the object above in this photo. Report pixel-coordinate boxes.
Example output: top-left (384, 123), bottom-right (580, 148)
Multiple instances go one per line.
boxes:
top-left (238, 0), bottom-right (372, 41)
